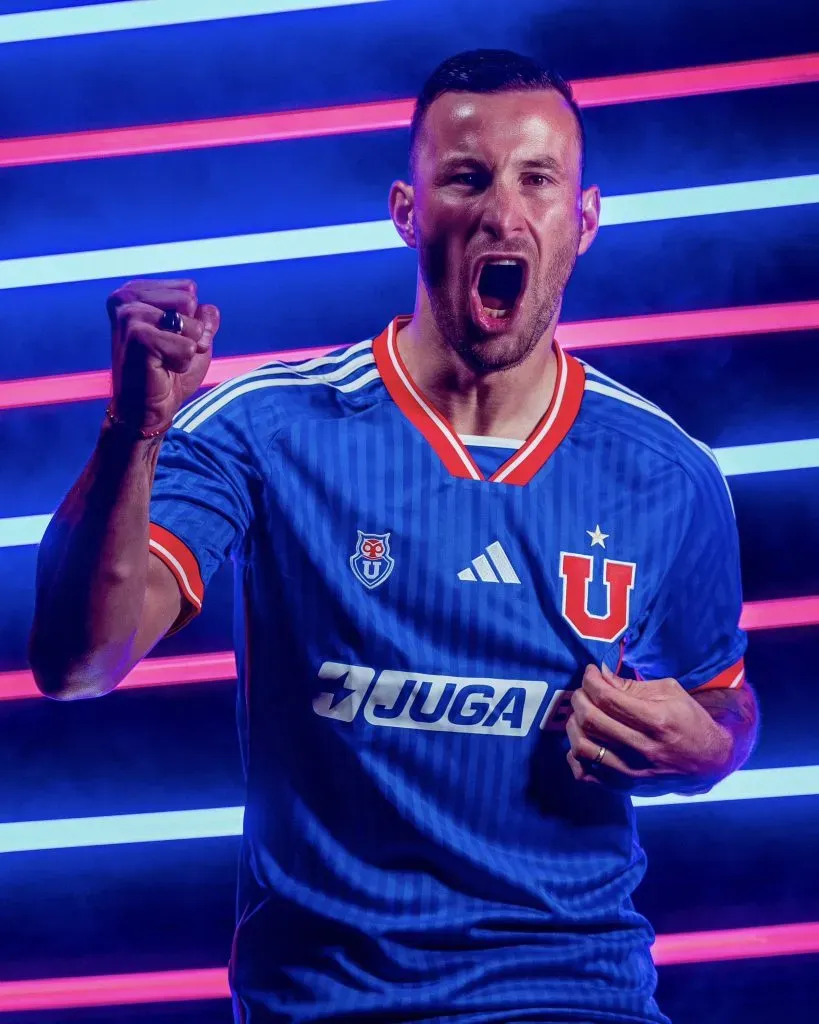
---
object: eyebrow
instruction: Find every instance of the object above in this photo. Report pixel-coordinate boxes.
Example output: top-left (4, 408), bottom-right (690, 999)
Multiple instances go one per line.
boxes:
top-left (438, 154), bottom-right (564, 173)
top-left (518, 156), bottom-right (564, 173)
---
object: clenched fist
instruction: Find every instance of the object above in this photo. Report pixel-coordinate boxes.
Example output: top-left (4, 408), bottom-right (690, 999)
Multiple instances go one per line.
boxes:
top-left (107, 278), bottom-right (220, 435)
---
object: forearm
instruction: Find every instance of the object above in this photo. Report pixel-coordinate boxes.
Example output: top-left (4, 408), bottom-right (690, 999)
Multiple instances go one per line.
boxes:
top-left (691, 682), bottom-right (759, 777)
top-left (29, 419), bottom-right (162, 697)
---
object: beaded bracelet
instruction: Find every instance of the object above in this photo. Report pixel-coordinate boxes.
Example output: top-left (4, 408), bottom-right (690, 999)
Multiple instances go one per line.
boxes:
top-left (104, 404), bottom-right (172, 440)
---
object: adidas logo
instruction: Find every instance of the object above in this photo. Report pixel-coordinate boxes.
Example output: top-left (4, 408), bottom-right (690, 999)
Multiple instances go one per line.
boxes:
top-left (458, 541), bottom-right (521, 584)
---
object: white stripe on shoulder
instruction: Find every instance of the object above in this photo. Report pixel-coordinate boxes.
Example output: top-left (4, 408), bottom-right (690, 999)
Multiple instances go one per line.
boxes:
top-left (181, 366), bottom-right (381, 434)
top-left (579, 360), bottom-right (661, 410)
top-left (174, 339), bottom-right (374, 430)
top-left (584, 379), bottom-right (736, 514)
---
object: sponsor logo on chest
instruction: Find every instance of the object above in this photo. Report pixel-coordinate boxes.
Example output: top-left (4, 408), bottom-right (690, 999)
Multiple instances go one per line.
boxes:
top-left (313, 662), bottom-right (551, 737)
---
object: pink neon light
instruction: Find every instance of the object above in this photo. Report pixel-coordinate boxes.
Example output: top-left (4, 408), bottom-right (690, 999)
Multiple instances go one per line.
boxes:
top-left (739, 594), bottom-right (819, 631)
top-left (5, 596), bottom-right (817, 702)
top-left (0, 968), bottom-right (228, 1012)
top-left (652, 920), bottom-right (819, 966)
top-left (2, 921), bottom-right (817, 1010)
top-left (0, 54), bottom-right (816, 168)
top-left (2, 301), bottom-right (817, 412)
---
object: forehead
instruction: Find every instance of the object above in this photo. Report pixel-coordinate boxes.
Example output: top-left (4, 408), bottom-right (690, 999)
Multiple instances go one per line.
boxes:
top-left (416, 89), bottom-right (581, 173)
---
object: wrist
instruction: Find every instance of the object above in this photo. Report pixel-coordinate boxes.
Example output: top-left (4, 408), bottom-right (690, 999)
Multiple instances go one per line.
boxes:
top-left (104, 403), bottom-right (173, 440)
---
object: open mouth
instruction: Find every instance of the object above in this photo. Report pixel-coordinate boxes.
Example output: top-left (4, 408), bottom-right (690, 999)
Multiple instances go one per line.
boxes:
top-left (472, 258), bottom-right (527, 330)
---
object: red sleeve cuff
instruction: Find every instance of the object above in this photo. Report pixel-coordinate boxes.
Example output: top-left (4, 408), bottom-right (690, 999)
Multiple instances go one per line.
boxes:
top-left (149, 524), bottom-right (204, 632)
top-left (690, 657), bottom-right (746, 694)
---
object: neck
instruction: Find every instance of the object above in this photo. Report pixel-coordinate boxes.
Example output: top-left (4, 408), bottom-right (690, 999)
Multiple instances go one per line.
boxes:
top-left (397, 294), bottom-right (560, 440)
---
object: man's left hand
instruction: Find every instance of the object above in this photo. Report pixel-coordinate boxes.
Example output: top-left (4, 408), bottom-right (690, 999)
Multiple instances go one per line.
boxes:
top-left (566, 664), bottom-right (734, 795)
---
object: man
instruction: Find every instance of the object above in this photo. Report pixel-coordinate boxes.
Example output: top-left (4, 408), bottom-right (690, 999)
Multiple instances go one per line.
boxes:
top-left (31, 50), bottom-right (757, 1024)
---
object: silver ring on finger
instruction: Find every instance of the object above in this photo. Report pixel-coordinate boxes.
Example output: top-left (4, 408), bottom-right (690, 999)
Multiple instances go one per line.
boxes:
top-left (591, 745), bottom-right (607, 768)
top-left (159, 309), bottom-right (184, 334)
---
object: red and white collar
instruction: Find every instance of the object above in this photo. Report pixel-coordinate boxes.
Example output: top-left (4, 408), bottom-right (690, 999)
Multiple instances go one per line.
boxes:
top-left (373, 316), bottom-right (586, 486)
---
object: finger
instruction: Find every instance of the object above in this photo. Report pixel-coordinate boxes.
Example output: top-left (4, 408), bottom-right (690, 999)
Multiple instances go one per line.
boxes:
top-left (567, 749), bottom-right (601, 784)
top-left (118, 278), bottom-right (197, 293)
top-left (582, 665), bottom-right (664, 734)
top-left (567, 721), bottom-right (642, 778)
top-left (112, 288), bottom-right (199, 319)
top-left (126, 322), bottom-right (199, 374)
top-left (115, 302), bottom-right (205, 345)
top-left (571, 688), bottom-right (653, 756)
top-left (194, 304), bottom-right (221, 351)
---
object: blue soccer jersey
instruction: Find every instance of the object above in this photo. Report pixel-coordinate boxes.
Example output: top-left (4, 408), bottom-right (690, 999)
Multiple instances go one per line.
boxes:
top-left (149, 316), bottom-right (747, 1024)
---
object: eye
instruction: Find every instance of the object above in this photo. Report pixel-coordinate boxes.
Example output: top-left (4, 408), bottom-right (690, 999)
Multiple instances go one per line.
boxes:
top-left (451, 172), bottom-right (481, 187)
top-left (527, 173), bottom-right (551, 187)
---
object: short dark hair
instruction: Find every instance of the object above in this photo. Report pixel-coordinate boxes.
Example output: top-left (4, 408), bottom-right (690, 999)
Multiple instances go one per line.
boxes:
top-left (409, 49), bottom-right (586, 179)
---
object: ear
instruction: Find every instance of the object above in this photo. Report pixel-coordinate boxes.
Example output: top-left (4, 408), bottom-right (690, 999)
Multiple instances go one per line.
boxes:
top-left (389, 179), bottom-right (417, 249)
top-left (577, 184), bottom-right (601, 257)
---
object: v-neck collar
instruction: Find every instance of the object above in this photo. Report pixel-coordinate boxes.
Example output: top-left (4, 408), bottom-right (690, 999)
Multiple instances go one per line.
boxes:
top-left (372, 316), bottom-right (586, 486)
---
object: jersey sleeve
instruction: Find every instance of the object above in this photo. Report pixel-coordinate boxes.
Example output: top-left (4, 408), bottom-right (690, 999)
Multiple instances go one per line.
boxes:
top-left (149, 397), bottom-right (257, 633)
top-left (623, 448), bottom-right (748, 693)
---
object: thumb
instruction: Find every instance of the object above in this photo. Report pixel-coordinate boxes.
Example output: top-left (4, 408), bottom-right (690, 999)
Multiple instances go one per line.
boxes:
top-left (600, 662), bottom-right (628, 689)
top-left (197, 304), bottom-right (221, 339)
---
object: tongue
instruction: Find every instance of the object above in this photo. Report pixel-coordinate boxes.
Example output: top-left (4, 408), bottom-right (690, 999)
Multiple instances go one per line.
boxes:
top-left (478, 263), bottom-right (521, 310)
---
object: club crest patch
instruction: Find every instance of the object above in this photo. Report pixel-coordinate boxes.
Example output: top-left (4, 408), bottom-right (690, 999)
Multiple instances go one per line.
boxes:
top-left (350, 531), bottom-right (395, 590)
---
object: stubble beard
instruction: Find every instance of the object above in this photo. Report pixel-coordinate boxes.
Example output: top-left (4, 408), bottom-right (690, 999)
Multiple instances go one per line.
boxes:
top-left (420, 235), bottom-right (580, 375)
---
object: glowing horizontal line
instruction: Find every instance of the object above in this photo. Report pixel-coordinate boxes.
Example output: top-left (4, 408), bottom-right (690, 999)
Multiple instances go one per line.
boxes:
top-left (631, 765), bottom-right (819, 807)
top-left (0, 767), bottom-right (814, 854)
top-left (1, 54), bottom-right (817, 167)
top-left (599, 175), bottom-right (819, 225)
top-left (2, 920), bottom-right (816, 1010)
top-left (0, 0), bottom-right (385, 44)
top-left (1, 301), bottom-right (817, 413)
top-left (3, 439), bottom-right (815, 550)
top-left (2, 177), bottom-right (816, 292)
top-left (714, 438), bottom-right (819, 475)
top-left (3, 595), bottom-right (817, 703)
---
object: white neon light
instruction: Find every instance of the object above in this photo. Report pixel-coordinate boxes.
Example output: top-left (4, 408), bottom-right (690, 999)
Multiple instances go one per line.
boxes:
top-left (0, 0), bottom-right (386, 45)
top-left (1, 176), bottom-right (816, 291)
top-left (0, 767), bottom-right (815, 852)
top-left (3, 438), bottom-right (815, 549)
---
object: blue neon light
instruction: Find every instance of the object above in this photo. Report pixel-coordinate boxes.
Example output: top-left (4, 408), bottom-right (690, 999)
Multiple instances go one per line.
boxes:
top-left (2, 439), bottom-right (815, 549)
top-left (0, 176), bottom-right (816, 291)
top-left (0, 767), bottom-right (814, 853)
top-left (0, 0), bottom-right (386, 45)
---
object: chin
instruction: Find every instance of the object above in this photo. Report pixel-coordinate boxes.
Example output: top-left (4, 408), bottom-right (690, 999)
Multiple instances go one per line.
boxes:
top-left (456, 329), bottom-right (536, 373)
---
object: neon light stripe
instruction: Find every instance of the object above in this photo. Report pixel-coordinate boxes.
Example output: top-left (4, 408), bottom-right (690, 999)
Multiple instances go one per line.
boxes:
top-left (714, 438), bottom-right (819, 475)
top-left (0, 0), bottom-right (385, 45)
top-left (1, 921), bottom-right (816, 1010)
top-left (0, 808), bottom-right (245, 853)
top-left (0, 220), bottom-right (400, 291)
top-left (3, 437), bottom-right (817, 549)
top-left (0, 766), bottom-right (816, 855)
top-left (599, 174), bottom-right (819, 225)
top-left (1, 54), bottom-right (816, 168)
top-left (3, 176), bottom-right (816, 292)
top-left (4, 301), bottom-right (816, 412)
top-left (3, 596), bottom-right (817, 700)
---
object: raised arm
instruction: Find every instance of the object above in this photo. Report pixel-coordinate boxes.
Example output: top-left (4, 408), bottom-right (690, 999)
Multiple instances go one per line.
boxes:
top-left (28, 279), bottom-right (219, 700)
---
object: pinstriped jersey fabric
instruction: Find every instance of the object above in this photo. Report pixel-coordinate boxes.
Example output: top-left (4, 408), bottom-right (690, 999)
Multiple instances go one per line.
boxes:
top-left (148, 318), bottom-right (746, 1024)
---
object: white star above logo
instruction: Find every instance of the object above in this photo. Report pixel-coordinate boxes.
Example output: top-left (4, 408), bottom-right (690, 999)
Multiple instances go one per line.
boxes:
top-left (587, 524), bottom-right (610, 549)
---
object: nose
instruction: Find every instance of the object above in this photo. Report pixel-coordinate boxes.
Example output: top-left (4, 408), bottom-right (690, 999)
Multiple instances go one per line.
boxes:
top-left (478, 178), bottom-right (526, 241)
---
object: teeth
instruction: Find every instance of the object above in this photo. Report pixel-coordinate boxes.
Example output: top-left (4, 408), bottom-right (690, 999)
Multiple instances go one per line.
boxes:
top-left (488, 259), bottom-right (519, 266)
top-left (483, 307), bottom-right (510, 319)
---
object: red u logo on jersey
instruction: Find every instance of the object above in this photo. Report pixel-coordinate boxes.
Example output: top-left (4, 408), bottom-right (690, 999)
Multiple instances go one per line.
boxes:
top-left (559, 552), bottom-right (637, 642)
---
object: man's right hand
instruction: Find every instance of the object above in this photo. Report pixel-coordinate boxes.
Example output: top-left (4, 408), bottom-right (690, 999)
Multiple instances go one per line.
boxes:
top-left (107, 278), bottom-right (221, 434)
